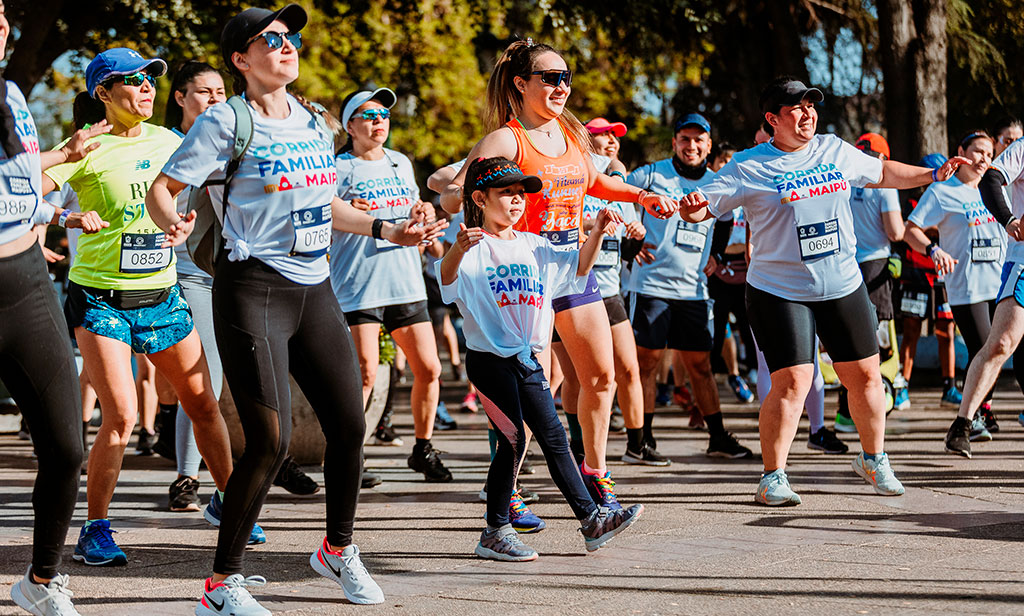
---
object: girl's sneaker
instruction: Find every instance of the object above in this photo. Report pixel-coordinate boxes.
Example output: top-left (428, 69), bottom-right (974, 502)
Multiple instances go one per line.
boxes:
top-left (10, 566), bottom-right (81, 616)
top-left (509, 490), bottom-right (546, 533)
top-left (581, 467), bottom-right (622, 510)
top-left (475, 525), bottom-right (538, 562)
top-left (310, 540), bottom-right (385, 604)
top-left (580, 504), bottom-right (644, 552)
top-left (755, 469), bottom-right (801, 506)
top-left (195, 575), bottom-right (270, 616)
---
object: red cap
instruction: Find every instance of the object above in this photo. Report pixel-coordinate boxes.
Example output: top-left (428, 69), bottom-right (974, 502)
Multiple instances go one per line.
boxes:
top-left (856, 132), bottom-right (890, 160)
top-left (585, 117), bottom-right (627, 137)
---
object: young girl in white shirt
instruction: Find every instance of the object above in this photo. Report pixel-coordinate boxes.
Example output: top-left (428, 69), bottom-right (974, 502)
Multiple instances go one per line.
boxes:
top-left (438, 156), bottom-right (643, 561)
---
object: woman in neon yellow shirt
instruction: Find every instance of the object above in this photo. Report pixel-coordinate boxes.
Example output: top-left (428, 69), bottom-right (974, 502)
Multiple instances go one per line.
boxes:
top-left (42, 47), bottom-right (249, 566)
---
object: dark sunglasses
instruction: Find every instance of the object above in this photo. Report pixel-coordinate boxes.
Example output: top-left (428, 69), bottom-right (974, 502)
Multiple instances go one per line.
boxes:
top-left (247, 31), bottom-right (302, 51)
top-left (530, 69), bottom-right (572, 88)
top-left (106, 72), bottom-right (156, 89)
top-left (358, 109), bottom-right (390, 121)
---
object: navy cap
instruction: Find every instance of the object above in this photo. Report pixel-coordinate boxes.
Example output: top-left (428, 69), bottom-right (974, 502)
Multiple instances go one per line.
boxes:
top-left (674, 113), bottom-right (711, 135)
top-left (466, 157), bottom-right (543, 195)
top-left (86, 48), bottom-right (167, 98)
top-left (221, 4), bottom-right (308, 70)
top-left (760, 79), bottom-right (824, 113)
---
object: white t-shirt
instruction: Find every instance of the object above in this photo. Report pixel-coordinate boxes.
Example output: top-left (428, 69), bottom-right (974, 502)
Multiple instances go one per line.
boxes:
top-left (330, 148), bottom-right (426, 311)
top-left (908, 176), bottom-right (1003, 306)
top-left (726, 207), bottom-right (747, 247)
top-left (437, 232), bottom-right (584, 362)
top-left (423, 210), bottom-right (462, 282)
top-left (700, 134), bottom-right (884, 301)
top-left (851, 186), bottom-right (901, 263)
top-left (0, 82), bottom-right (45, 246)
top-left (581, 154), bottom-right (637, 298)
top-left (162, 94), bottom-right (336, 285)
top-left (627, 159), bottom-right (717, 300)
top-left (990, 137), bottom-right (1024, 264)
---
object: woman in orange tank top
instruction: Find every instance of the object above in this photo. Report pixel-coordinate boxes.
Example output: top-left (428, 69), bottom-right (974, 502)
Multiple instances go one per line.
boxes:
top-left (441, 40), bottom-right (676, 508)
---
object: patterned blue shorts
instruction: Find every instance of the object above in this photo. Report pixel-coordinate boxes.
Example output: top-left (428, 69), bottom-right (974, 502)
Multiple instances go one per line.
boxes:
top-left (64, 282), bottom-right (194, 354)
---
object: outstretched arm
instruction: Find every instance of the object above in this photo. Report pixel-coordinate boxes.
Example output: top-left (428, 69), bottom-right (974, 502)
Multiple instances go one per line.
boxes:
top-left (868, 157), bottom-right (970, 190)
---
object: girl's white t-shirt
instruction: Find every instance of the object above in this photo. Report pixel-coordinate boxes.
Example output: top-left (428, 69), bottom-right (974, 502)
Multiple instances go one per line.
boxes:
top-left (437, 232), bottom-right (584, 362)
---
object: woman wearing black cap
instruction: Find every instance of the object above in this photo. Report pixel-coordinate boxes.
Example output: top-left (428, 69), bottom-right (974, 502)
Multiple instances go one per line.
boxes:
top-left (146, 5), bottom-right (445, 614)
top-left (680, 76), bottom-right (968, 507)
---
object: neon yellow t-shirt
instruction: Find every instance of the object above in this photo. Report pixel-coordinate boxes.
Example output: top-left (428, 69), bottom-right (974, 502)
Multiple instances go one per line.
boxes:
top-left (45, 123), bottom-right (182, 291)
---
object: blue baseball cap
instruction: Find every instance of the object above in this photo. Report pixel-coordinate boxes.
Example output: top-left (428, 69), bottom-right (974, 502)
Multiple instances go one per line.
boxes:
top-left (86, 48), bottom-right (167, 98)
top-left (674, 113), bottom-right (711, 135)
top-left (919, 153), bottom-right (948, 169)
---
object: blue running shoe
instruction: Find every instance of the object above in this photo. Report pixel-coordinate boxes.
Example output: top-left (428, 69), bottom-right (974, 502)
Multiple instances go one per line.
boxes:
top-left (581, 467), bottom-right (623, 510)
top-left (73, 519), bottom-right (127, 566)
top-left (434, 401), bottom-right (457, 431)
top-left (1018, 412), bottom-right (1024, 428)
top-left (941, 386), bottom-right (962, 407)
top-left (204, 491), bottom-right (267, 545)
top-left (727, 375), bottom-right (755, 403)
top-left (755, 469), bottom-right (801, 506)
top-left (893, 387), bottom-right (910, 411)
top-left (509, 490), bottom-right (546, 533)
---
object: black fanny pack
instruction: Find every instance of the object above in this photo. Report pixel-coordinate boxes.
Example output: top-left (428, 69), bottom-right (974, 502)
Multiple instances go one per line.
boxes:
top-left (81, 284), bottom-right (171, 310)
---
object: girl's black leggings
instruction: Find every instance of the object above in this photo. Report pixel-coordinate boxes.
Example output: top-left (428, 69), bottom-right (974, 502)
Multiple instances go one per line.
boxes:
top-left (211, 257), bottom-right (365, 575)
top-left (0, 243), bottom-right (83, 579)
top-left (466, 350), bottom-right (596, 528)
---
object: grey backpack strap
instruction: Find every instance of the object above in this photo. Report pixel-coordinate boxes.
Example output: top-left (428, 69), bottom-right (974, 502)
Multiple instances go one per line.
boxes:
top-left (220, 96), bottom-right (254, 208)
top-left (307, 100), bottom-right (332, 137)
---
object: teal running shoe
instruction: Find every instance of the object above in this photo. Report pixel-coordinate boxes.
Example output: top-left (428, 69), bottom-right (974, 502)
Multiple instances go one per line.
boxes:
top-left (852, 452), bottom-right (905, 496)
top-left (969, 414), bottom-right (992, 442)
top-left (755, 469), bottom-right (801, 506)
top-left (1018, 412), bottom-right (1024, 428)
top-left (941, 386), bottom-right (962, 407)
top-left (203, 491), bottom-right (267, 545)
top-left (509, 490), bottom-right (546, 533)
top-left (893, 387), bottom-right (910, 411)
top-left (73, 519), bottom-right (127, 566)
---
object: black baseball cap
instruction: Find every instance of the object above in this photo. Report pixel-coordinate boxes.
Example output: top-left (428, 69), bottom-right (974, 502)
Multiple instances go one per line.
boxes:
top-left (759, 79), bottom-right (824, 113)
top-left (221, 4), bottom-right (308, 69)
top-left (466, 157), bottom-right (543, 196)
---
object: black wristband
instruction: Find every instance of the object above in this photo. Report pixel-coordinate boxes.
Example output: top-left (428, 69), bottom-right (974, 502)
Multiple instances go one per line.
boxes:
top-left (371, 218), bottom-right (384, 240)
top-left (926, 241), bottom-right (939, 256)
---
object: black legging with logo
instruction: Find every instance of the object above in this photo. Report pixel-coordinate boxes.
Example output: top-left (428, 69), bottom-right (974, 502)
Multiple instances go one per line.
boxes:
top-left (0, 243), bottom-right (83, 579)
top-left (211, 257), bottom-right (364, 575)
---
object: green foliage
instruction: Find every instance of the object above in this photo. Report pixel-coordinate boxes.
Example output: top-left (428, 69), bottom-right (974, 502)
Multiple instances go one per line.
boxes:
top-left (379, 329), bottom-right (397, 366)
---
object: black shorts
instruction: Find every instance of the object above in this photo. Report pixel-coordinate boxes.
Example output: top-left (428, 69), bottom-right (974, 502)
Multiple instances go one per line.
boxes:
top-left (898, 280), bottom-right (952, 321)
top-left (424, 275), bottom-right (453, 325)
top-left (630, 293), bottom-right (713, 352)
top-left (344, 300), bottom-right (430, 331)
top-left (746, 283), bottom-right (879, 373)
top-left (859, 258), bottom-right (894, 321)
top-left (604, 294), bottom-right (629, 327)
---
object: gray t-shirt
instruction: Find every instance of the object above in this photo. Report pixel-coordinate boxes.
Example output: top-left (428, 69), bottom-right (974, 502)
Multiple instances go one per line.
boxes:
top-left (627, 159), bottom-right (717, 300)
top-left (582, 153), bottom-right (637, 298)
top-left (991, 137), bottom-right (1024, 264)
top-left (162, 94), bottom-right (336, 285)
top-left (701, 134), bottom-right (883, 301)
top-left (850, 186), bottom-right (900, 263)
top-left (0, 82), bottom-right (46, 246)
top-left (908, 176), bottom-right (1003, 305)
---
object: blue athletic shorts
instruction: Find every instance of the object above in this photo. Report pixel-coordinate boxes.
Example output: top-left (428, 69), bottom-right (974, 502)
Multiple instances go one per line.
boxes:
top-left (997, 261), bottom-right (1024, 307)
top-left (64, 282), bottom-right (194, 354)
top-left (551, 271), bottom-right (602, 313)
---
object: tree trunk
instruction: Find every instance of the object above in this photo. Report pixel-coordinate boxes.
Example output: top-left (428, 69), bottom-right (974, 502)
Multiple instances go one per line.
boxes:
top-left (877, 0), bottom-right (947, 163)
top-left (5, 0), bottom-right (105, 94)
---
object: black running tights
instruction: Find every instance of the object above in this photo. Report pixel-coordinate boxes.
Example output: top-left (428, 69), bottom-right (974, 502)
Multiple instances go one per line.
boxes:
top-left (0, 243), bottom-right (83, 579)
top-left (212, 258), bottom-right (364, 575)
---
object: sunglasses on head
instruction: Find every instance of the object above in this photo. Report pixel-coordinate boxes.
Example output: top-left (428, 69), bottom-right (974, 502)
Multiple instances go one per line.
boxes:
top-left (107, 72), bottom-right (156, 89)
top-left (247, 31), bottom-right (302, 51)
top-left (359, 108), bottom-right (390, 121)
top-left (530, 69), bottom-right (572, 88)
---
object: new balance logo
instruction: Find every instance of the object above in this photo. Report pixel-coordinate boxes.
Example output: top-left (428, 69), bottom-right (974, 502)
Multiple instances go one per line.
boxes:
top-left (135, 160), bottom-right (151, 171)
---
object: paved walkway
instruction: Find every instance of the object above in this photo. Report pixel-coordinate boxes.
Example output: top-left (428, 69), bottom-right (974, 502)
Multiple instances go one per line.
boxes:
top-left (1, 380), bottom-right (1023, 615)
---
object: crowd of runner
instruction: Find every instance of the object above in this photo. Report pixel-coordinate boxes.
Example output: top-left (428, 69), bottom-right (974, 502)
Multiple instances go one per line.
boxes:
top-left (3, 2), bottom-right (1023, 615)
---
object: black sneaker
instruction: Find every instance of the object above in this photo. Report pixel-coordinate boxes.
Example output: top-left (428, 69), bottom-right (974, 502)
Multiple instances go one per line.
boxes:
top-left (807, 427), bottom-right (849, 454)
top-left (273, 456), bottom-right (320, 496)
top-left (707, 431), bottom-right (752, 459)
top-left (372, 424), bottom-right (404, 447)
top-left (168, 476), bottom-right (201, 512)
top-left (152, 409), bottom-right (177, 461)
top-left (978, 404), bottom-right (999, 433)
top-left (408, 442), bottom-right (453, 482)
top-left (135, 429), bottom-right (156, 456)
top-left (579, 504), bottom-right (644, 552)
top-left (944, 416), bottom-right (972, 459)
top-left (621, 443), bottom-right (671, 466)
top-left (361, 470), bottom-right (382, 489)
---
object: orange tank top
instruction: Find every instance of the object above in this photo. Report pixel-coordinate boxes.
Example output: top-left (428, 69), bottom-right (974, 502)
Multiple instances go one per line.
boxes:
top-left (506, 118), bottom-right (590, 247)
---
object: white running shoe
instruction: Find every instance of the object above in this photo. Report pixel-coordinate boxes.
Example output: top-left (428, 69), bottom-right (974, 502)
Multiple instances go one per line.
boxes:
top-left (195, 574), bottom-right (270, 616)
top-left (310, 539), bottom-right (385, 605)
top-left (10, 566), bottom-right (81, 616)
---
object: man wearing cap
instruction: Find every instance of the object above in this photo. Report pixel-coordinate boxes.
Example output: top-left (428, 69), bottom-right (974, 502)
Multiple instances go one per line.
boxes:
top-left (626, 113), bottom-right (753, 461)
